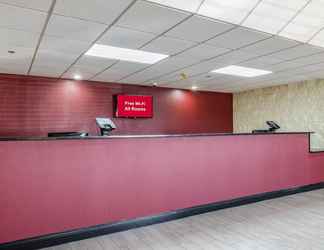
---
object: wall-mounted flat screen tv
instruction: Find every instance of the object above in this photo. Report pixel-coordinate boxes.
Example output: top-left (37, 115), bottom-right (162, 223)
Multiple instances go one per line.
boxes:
top-left (115, 95), bottom-right (153, 118)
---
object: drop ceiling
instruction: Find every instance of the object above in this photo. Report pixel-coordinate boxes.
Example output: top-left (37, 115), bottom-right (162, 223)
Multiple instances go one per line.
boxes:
top-left (2, 0), bottom-right (324, 92)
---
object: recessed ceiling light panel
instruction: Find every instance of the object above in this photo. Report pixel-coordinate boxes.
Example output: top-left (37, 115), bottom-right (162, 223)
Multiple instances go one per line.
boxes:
top-left (85, 44), bottom-right (169, 64)
top-left (211, 65), bottom-right (272, 77)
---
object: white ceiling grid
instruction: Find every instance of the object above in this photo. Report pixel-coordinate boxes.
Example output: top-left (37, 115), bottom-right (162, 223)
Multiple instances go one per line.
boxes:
top-left (1, 0), bottom-right (324, 92)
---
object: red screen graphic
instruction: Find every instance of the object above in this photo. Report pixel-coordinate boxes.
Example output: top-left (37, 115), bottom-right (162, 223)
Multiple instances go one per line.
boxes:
top-left (116, 95), bottom-right (153, 118)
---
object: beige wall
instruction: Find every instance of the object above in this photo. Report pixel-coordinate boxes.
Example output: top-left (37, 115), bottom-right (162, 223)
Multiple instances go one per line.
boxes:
top-left (233, 79), bottom-right (324, 150)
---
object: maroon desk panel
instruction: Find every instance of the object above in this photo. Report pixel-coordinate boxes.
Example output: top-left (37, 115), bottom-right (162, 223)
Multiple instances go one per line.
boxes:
top-left (0, 134), bottom-right (324, 243)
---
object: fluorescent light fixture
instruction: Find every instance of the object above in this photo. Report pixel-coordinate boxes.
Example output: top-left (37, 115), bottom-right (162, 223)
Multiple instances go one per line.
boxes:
top-left (211, 65), bottom-right (272, 77)
top-left (85, 44), bottom-right (169, 64)
top-left (147, 0), bottom-right (202, 12)
top-left (198, 0), bottom-right (259, 24)
top-left (73, 74), bottom-right (82, 80)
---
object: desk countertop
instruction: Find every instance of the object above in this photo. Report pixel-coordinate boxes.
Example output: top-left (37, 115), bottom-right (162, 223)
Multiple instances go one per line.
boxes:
top-left (0, 132), bottom-right (312, 141)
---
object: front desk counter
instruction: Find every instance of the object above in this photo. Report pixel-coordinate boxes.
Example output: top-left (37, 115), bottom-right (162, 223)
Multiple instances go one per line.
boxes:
top-left (1, 132), bottom-right (324, 247)
top-left (0, 131), bottom-right (318, 141)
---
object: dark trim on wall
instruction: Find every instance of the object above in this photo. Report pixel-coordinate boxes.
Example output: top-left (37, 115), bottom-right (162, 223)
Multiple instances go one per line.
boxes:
top-left (1, 182), bottom-right (324, 250)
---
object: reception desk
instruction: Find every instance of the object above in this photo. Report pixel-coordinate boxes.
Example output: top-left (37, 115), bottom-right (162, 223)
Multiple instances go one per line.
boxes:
top-left (1, 132), bottom-right (324, 248)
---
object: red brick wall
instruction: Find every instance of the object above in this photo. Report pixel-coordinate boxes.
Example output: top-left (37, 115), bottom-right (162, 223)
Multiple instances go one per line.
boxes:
top-left (0, 74), bottom-right (233, 136)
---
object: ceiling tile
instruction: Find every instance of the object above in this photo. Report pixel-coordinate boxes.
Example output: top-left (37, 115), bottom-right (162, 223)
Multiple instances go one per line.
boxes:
top-left (156, 54), bottom-right (200, 70)
top-left (206, 27), bottom-right (271, 49)
top-left (269, 53), bottom-right (324, 71)
top-left (270, 44), bottom-right (324, 61)
top-left (0, 46), bottom-right (34, 75)
top-left (180, 76), bottom-right (236, 91)
top-left (0, 64), bottom-right (29, 75)
top-left (243, 0), bottom-right (308, 34)
top-left (309, 29), bottom-right (324, 48)
top-left (240, 36), bottom-right (300, 56)
top-left (32, 49), bottom-right (79, 73)
top-left (166, 15), bottom-right (234, 43)
top-left (30, 65), bottom-right (67, 78)
top-left (54, 0), bottom-right (133, 24)
top-left (76, 55), bottom-right (117, 72)
top-left (93, 61), bottom-right (148, 82)
top-left (39, 35), bottom-right (91, 55)
top-left (61, 65), bottom-right (99, 80)
top-left (159, 73), bottom-right (218, 86)
top-left (0, 3), bottom-right (47, 32)
top-left (182, 73), bottom-right (223, 84)
top-left (266, 62), bottom-right (297, 72)
top-left (161, 50), bottom-right (260, 81)
top-left (239, 56), bottom-right (283, 69)
top-left (150, 58), bottom-right (228, 83)
top-left (150, 70), bottom-right (186, 82)
top-left (0, 0), bottom-right (52, 12)
top-left (0, 27), bottom-right (39, 48)
top-left (45, 14), bottom-right (107, 42)
top-left (117, 0), bottom-right (189, 34)
top-left (295, 61), bottom-right (324, 72)
top-left (159, 51), bottom-right (254, 80)
top-left (198, 0), bottom-right (259, 24)
top-left (177, 61), bottom-right (226, 76)
top-left (178, 44), bottom-right (230, 61)
top-left (142, 36), bottom-right (196, 55)
top-left (161, 79), bottom-right (195, 89)
top-left (0, 47), bottom-right (34, 64)
top-left (147, 0), bottom-right (203, 13)
top-left (280, 0), bottom-right (324, 42)
top-left (121, 55), bottom-right (198, 83)
top-left (98, 26), bottom-right (156, 49)
top-left (205, 75), bottom-right (250, 86)
top-left (306, 69), bottom-right (324, 78)
top-left (210, 49), bottom-right (258, 64)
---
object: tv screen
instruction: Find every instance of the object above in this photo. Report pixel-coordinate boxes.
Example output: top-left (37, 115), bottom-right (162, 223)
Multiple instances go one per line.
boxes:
top-left (115, 95), bottom-right (153, 118)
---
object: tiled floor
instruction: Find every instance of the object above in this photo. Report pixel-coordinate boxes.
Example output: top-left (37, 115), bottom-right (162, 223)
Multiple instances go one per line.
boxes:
top-left (43, 189), bottom-right (324, 249)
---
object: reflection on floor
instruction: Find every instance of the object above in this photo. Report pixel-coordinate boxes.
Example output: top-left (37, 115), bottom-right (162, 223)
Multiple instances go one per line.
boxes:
top-left (43, 189), bottom-right (324, 250)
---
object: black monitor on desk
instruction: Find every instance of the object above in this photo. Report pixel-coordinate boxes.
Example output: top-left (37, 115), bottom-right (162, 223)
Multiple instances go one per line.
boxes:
top-left (252, 121), bottom-right (280, 134)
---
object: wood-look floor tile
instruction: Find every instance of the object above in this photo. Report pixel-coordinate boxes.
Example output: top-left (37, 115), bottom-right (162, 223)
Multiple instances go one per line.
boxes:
top-left (42, 189), bottom-right (324, 250)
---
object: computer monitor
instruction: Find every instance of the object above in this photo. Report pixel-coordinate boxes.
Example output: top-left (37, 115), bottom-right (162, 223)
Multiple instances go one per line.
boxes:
top-left (96, 118), bottom-right (116, 136)
top-left (252, 121), bottom-right (280, 134)
top-left (266, 121), bottom-right (280, 131)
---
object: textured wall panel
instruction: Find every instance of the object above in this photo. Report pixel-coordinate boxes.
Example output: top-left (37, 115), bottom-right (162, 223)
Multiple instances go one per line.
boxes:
top-left (234, 79), bottom-right (324, 150)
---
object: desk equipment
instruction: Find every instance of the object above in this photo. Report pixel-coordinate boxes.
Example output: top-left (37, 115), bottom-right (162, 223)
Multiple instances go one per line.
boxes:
top-left (252, 121), bottom-right (280, 134)
top-left (48, 132), bottom-right (88, 137)
top-left (96, 118), bottom-right (116, 136)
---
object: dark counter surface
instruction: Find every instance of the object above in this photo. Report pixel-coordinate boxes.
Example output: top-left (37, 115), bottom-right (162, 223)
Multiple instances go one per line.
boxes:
top-left (0, 132), bottom-right (313, 141)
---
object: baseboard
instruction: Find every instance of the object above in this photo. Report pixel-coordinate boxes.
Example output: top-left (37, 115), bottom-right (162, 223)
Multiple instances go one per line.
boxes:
top-left (1, 182), bottom-right (324, 250)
